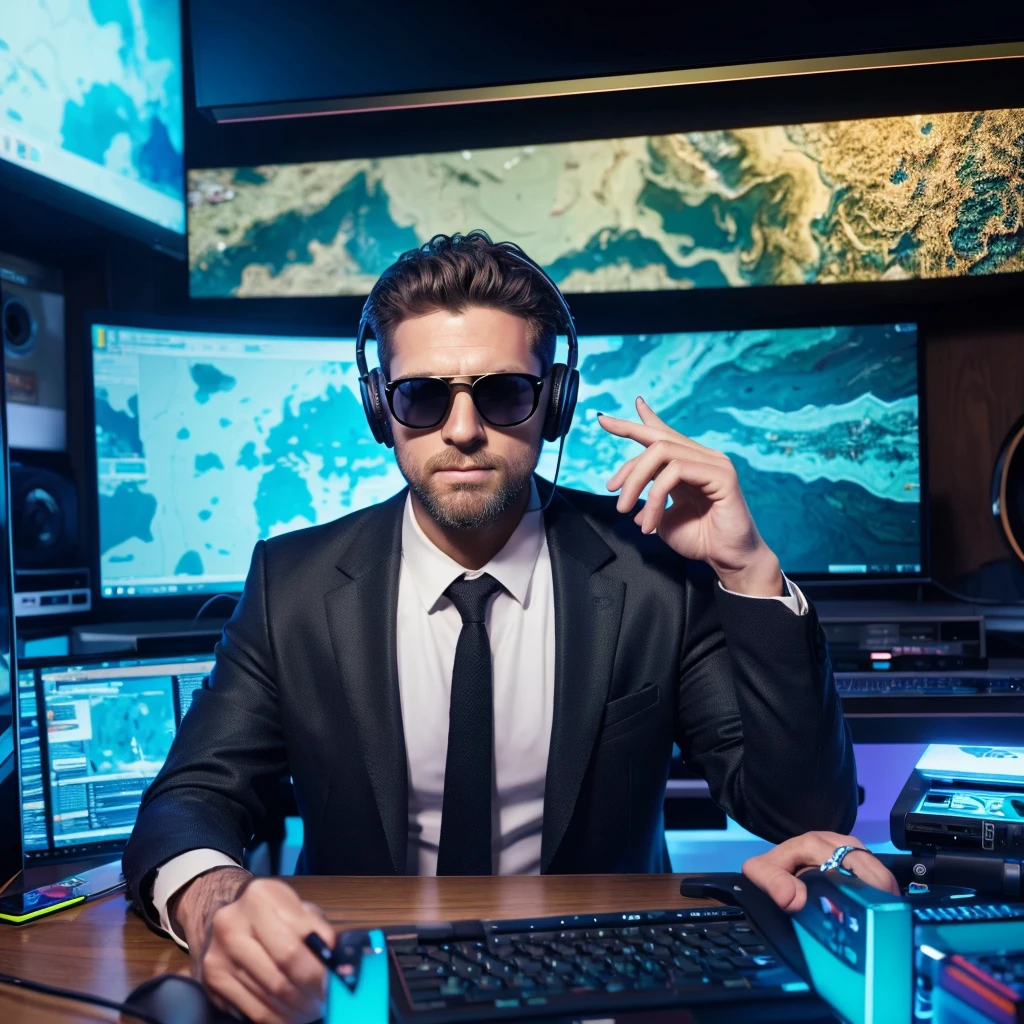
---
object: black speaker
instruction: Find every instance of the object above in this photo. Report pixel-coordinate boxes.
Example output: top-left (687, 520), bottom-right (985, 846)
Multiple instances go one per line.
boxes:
top-left (9, 453), bottom-right (90, 619)
top-left (10, 459), bottom-right (77, 567)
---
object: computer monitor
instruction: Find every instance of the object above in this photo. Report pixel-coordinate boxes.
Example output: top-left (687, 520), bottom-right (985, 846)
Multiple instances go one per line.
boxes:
top-left (0, 354), bottom-right (18, 886)
top-left (88, 315), bottom-right (925, 610)
top-left (17, 653), bottom-right (214, 862)
top-left (0, 2), bottom-right (185, 252)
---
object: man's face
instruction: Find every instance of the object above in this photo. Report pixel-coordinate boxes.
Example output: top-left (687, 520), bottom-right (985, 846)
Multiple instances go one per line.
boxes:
top-left (387, 306), bottom-right (548, 529)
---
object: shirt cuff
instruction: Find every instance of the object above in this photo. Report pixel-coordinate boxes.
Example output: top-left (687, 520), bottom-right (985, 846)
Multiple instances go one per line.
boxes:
top-left (152, 848), bottom-right (240, 949)
top-left (718, 573), bottom-right (808, 615)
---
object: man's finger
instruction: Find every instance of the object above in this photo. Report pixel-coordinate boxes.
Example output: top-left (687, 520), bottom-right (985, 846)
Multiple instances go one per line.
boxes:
top-left (742, 858), bottom-right (809, 912)
top-left (606, 455), bottom-right (641, 492)
top-left (743, 833), bottom-right (859, 891)
top-left (635, 396), bottom-right (670, 430)
top-left (843, 850), bottom-right (902, 896)
top-left (251, 892), bottom-right (335, 992)
top-left (228, 934), bottom-right (323, 1018)
top-left (599, 404), bottom-right (721, 458)
top-left (617, 447), bottom-right (725, 514)
top-left (206, 964), bottom-right (283, 1024)
top-left (597, 412), bottom-right (680, 449)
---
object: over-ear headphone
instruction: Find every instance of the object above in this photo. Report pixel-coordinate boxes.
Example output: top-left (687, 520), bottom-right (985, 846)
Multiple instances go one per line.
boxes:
top-left (355, 237), bottom-right (579, 450)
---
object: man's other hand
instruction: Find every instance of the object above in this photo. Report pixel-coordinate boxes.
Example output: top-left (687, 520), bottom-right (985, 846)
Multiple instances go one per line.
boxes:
top-left (742, 832), bottom-right (901, 912)
top-left (598, 398), bottom-right (784, 597)
top-left (172, 868), bottom-right (335, 1023)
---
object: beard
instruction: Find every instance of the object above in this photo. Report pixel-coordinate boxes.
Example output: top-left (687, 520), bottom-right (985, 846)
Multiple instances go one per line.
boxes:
top-left (396, 445), bottom-right (539, 529)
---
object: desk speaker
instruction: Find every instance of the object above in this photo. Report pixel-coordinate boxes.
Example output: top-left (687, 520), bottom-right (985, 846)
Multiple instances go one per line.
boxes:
top-left (0, 251), bottom-right (66, 452)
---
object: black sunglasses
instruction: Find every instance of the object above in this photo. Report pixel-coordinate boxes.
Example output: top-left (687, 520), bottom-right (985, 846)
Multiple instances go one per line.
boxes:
top-left (383, 372), bottom-right (545, 430)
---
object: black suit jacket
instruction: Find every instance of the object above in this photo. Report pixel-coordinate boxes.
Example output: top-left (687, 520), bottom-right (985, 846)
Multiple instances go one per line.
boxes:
top-left (124, 482), bottom-right (857, 923)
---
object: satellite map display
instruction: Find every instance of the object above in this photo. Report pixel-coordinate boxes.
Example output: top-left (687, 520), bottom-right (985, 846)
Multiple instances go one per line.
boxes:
top-left (44, 672), bottom-right (176, 845)
top-left (188, 107), bottom-right (1024, 297)
top-left (0, 0), bottom-right (185, 232)
top-left (94, 320), bottom-right (921, 596)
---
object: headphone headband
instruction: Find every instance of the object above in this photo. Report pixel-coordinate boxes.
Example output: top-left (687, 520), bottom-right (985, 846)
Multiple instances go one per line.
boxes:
top-left (355, 241), bottom-right (577, 376)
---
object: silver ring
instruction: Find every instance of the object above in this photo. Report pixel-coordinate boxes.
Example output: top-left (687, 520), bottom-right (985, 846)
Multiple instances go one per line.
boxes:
top-left (819, 844), bottom-right (862, 876)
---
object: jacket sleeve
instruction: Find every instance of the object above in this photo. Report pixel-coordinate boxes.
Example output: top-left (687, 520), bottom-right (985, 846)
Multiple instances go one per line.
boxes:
top-left (673, 564), bottom-right (858, 843)
top-left (122, 540), bottom-right (288, 930)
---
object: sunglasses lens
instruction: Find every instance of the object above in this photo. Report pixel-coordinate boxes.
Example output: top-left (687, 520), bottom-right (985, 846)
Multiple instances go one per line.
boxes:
top-left (391, 377), bottom-right (450, 428)
top-left (474, 374), bottom-right (537, 426)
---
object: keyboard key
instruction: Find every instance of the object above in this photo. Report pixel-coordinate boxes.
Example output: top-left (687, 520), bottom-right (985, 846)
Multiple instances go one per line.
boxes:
top-left (450, 959), bottom-right (483, 980)
top-left (604, 979), bottom-right (633, 993)
top-left (729, 954), bottom-right (775, 970)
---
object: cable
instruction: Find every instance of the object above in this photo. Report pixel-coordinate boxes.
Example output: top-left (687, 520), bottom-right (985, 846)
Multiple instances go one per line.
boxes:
top-left (194, 592), bottom-right (240, 623)
top-left (526, 426), bottom-right (569, 515)
top-left (0, 972), bottom-right (162, 1024)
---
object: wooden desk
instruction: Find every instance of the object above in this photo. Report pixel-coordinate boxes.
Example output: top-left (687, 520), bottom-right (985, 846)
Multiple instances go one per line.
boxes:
top-left (0, 874), bottom-right (714, 1022)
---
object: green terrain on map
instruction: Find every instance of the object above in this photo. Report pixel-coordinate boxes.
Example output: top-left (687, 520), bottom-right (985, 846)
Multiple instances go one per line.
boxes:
top-left (188, 108), bottom-right (1024, 297)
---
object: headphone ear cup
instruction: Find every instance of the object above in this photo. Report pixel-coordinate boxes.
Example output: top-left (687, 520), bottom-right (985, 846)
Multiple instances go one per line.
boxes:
top-left (358, 372), bottom-right (383, 444)
top-left (360, 369), bottom-right (394, 448)
top-left (543, 364), bottom-right (579, 442)
top-left (560, 367), bottom-right (579, 440)
top-left (542, 364), bottom-right (566, 442)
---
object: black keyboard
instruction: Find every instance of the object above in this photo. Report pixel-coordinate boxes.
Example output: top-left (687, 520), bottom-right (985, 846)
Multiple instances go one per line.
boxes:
top-left (386, 906), bottom-right (811, 1021)
top-left (835, 674), bottom-right (1024, 696)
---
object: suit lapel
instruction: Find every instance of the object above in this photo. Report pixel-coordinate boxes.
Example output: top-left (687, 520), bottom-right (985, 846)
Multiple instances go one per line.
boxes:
top-left (324, 489), bottom-right (409, 875)
top-left (540, 486), bottom-right (625, 872)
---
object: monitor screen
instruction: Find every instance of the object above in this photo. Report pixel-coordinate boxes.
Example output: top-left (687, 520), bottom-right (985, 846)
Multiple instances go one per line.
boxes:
top-left (0, 1), bottom-right (185, 236)
top-left (20, 655), bottom-right (213, 858)
top-left (41, 660), bottom-right (177, 849)
top-left (91, 319), bottom-right (923, 598)
top-left (187, 107), bottom-right (1024, 298)
top-left (17, 669), bottom-right (46, 852)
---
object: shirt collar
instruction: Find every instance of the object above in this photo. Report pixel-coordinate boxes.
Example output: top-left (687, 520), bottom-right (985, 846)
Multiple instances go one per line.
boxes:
top-left (401, 478), bottom-right (545, 612)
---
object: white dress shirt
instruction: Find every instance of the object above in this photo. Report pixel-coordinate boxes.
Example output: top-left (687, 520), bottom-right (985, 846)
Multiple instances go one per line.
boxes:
top-left (151, 487), bottom-right (807, 946)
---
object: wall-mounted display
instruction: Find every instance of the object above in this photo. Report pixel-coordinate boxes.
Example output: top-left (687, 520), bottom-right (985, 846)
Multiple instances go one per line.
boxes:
top-left (188, 108), bottom-right (1023, 298)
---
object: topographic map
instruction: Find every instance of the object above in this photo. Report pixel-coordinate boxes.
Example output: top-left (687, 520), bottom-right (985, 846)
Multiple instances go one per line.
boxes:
top-left (188, 108), bottom-right (1024, 297)
top-left (0, 0), bottom-right (184, 231)
top-left (96, 323), bottom-right (921, 589)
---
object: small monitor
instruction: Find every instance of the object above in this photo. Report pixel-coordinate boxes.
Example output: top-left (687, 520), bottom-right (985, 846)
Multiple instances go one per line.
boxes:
top-left (16, 668), bottom-right (46, 853)
top-left (0, 2), bottom-right (185, 250)
top-left (18, 653), bottom-right (214, 861)
top-left (88, 316), bottom-right (925, 606)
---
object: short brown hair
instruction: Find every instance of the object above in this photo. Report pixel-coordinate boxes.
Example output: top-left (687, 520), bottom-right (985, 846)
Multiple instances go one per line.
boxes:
top-left (364, 231), bottom-right (561, 378)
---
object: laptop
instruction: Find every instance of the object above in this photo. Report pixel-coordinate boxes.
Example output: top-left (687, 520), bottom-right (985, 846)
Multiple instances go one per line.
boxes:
top-left (16, 651), bottom-right (214, 864)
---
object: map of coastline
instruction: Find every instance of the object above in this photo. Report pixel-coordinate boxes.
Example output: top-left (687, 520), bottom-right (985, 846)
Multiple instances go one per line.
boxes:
top-left (0, 0), bottom-right (185, 231)
top-left (189, 108), bottom-right (1024, 297)
top-left (96, 324), bottom-right (921, 589)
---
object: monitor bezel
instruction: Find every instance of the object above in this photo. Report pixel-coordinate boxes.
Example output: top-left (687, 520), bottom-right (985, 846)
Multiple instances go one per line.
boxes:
top-left (82, 309), bottom-right (930, 621)
top-left (18, 651), bottom-right (216, 864)
top-left (0, 161), bottom-right (186, 260)
top-left (0, 326), bottom-right (21, 886)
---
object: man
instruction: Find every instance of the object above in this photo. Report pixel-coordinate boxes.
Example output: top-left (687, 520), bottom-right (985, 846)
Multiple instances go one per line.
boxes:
top-left (124, 231), bottom-right (861, 1022)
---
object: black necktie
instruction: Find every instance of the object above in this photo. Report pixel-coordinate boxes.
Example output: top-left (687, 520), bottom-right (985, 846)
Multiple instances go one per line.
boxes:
top-left (435, 573), bottom-right (504, 875)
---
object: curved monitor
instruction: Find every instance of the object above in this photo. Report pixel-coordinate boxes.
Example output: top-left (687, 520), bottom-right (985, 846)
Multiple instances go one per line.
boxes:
top-left (87, 314), bottom-right (926, 609)
top-left (0, 2), bottom-right (185, 252)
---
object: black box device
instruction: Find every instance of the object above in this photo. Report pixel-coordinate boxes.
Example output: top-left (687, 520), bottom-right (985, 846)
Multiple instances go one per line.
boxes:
top-left (891, 743), bottom-right (1024, 896)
